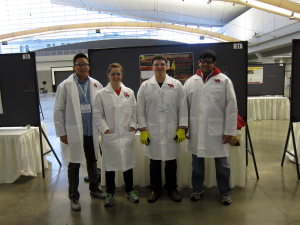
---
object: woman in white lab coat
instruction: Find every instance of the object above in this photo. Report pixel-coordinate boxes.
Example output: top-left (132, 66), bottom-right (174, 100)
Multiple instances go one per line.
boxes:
top-left (93, 63), bottom-right (138, 207)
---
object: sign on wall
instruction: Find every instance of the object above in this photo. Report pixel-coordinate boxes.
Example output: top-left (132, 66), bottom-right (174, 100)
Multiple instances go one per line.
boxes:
top-left (140, 52), bottom-right (194, 84)
top-left (248, 67), bottom-right (263, 84)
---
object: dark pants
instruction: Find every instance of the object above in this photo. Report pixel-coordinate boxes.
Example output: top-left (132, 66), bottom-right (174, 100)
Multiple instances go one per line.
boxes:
top-left (68, 136), bottom-right (98, 201)
top-left (150, 159), bottom-right (177, 194)
top-left (105, 169), bottom-right (133, 194)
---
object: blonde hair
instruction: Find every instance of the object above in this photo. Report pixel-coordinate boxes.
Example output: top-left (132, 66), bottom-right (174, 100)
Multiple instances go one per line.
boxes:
top-left (107, 63), bottom-right (123, 74)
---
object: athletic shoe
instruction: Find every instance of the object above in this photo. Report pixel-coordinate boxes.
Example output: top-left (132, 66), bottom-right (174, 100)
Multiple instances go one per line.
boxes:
top-left (90, 189), bottom-right (106, 199)
top-left (104, 193), bottom-right (114, 207)
top-left (190, 190), bottom-right (204, 201)
top-left (70, 200), bottom-right (81, 211)
top-left (221, 194), bottom-right (232, 205)
top-left (125, 191), bottom-right (139, 203)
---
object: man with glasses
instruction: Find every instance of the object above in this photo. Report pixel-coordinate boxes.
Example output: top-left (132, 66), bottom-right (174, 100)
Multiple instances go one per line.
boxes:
top-left (184, 49), bottom-right (237, 205)
top-left (54, 53), bottom-right (105, 211)
top-left (137, 54), bottom-right (188, 203)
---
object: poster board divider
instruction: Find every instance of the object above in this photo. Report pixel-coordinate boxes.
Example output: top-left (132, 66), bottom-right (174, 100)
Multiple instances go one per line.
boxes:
top-left (281, 39), bottom-right (300, 180)
top-left (281, 122), bottom-right (300, 180)
top-left (39, 126), bottom-right (62, 178)
top-left (245, 125), bottom-right (259, 179)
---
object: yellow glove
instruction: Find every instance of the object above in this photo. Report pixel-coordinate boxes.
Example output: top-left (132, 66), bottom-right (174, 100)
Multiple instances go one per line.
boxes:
top-left (140, 130), bottom-right (150, 145)
top-left (174, 128), bottom-right (186, 143)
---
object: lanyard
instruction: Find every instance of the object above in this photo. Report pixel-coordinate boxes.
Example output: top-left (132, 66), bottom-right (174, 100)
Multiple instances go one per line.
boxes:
top-left (74, 76), bottom-right (90, 103)
top-left (158, 84), bottom-right (167, 104)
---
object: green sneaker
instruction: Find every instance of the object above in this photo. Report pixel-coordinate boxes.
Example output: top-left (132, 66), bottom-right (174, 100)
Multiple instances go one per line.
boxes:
top-left (125, 191), bottom-right (139, 203)
top-left (104, 193), bottom-right (114, 207)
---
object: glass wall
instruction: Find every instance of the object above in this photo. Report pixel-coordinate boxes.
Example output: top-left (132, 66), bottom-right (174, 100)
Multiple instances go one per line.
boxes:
top-left (0, 0), bottom-right (220, 54)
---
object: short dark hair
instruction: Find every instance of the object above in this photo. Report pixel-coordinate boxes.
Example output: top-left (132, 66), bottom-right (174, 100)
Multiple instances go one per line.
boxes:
top-left (73, 53), bottom-right (88, 65)
top-left (151, 54), bottom-right (167, 65)
top-left (198, 49), bottom-right (216, 62)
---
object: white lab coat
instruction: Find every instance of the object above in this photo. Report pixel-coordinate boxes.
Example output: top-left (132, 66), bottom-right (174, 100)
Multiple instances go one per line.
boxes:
top-left (137, 75), bottom-right (188, 160)
top-left (53, 74), bottom-right (103, 163)
top-left (93, 83), bottom-right (137, 172)
top-left (184, 73), bottom-right (237, 158)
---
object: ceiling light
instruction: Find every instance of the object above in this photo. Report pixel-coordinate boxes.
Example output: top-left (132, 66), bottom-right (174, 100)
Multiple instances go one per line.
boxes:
top-left (253, 32), bottom-right (262, 37)
top-left (273, 55), bottom-right (291, 58)
top-left (288, 0), bottom-right (300, 4)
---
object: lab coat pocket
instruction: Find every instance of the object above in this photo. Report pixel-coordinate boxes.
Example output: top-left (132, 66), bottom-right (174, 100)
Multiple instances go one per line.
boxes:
top-left (101, 133), bottom-right (121, 171)
top-left (122, 99), bottom-right (133, 115)
top-left (189, 118), bottom-right (197, 134)
top-left (209, 86), bottom-right (224, 101)
top-left (167, 121), bottom-right (178, 139)
top-left (166, 86), bottom-right (177, 103)
top-left (208, 118), bottom-right (223, 136)
top-left (147, 122), bottom-right (158, 140)
top-left (66, 125), bottom-right (81, 143)
top-left (121, 132), bottom-right (136, 171)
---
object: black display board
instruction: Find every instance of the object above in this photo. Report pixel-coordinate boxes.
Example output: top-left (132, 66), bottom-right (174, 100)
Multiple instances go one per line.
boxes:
top-left (248, 64), bottom-right (285, 96)
top-left (89, 42), bottom-right (248, 121)
top-left (0, 52), bottom-right (40, 127)
top-left (54, 70), bottom-right (73, 90)
top-left (290, 39), bottom-right (300, 122)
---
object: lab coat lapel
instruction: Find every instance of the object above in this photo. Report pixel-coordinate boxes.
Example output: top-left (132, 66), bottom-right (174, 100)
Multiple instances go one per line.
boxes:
top-left (105, 82), bottom-right (119, 99)
top-left (119, 84), bottom-right (128, 100)
top-left (89, 78), bottom-right (98, 104)
top-left (70, 75), bottom-right (82, 126)
top-left (202, 74), bottom-right (220, 91)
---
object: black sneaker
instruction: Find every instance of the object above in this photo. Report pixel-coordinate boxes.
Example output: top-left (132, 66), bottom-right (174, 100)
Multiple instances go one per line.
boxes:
top-left (90, 189), bottom-right (106, 199)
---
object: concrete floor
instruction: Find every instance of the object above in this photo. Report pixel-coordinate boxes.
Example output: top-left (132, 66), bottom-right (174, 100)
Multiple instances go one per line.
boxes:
top-left (1, 93), bottom-right (300, 225)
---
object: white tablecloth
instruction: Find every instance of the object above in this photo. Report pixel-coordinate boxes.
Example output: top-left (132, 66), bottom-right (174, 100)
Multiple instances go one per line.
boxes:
top-left (247, 96), bottom-right (290, 121)
top-left (101, 129), bottom-right (245, 189)
top-left (287, 122), bottom-right (300, 164)
top-left (0, 123), bottom-right (50, 183)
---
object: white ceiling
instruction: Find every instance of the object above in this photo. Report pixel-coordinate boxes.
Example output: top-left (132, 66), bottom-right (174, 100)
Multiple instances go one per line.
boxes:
top-left (52, 0), bottom-right (250, 27)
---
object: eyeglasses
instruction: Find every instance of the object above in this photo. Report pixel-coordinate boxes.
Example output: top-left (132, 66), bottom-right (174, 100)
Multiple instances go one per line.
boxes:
top-left (74, 63), bottom-right (89, 67)
top-left (109, 72), bottom-right (123, 76)
top-left (200, 59), bottom-right (214, 65)
top-left (153, 63), bottom-right (166, 67)
top-left (200, 59), bottom-right (214, 64)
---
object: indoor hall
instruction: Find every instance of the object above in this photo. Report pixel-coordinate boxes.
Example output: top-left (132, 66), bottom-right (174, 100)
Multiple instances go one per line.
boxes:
top-left (1, 0), bottom-right (300, 224)
top-left (0, 93), bottom-right (299, 225)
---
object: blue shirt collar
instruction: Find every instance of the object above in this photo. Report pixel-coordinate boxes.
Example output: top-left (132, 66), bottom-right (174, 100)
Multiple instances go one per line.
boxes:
top-left (74, 73), bottom-right (89, 84)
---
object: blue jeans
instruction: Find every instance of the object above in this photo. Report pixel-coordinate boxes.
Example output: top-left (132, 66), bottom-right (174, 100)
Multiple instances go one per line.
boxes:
top-left (191, 154), bottom-right (231, 194)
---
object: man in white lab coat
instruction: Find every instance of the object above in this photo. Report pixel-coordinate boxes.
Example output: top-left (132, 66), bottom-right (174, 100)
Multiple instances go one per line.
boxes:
top-left (53, 53), bottom-right (105, 211)
top-left (137, 54), bottom-right (188, 203)
top-left (184, 49), bottom-right (237, 205)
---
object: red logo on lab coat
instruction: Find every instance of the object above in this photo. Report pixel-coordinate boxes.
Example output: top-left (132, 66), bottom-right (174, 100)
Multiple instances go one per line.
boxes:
top-left (124, 92), bottom-right (130, 98)
top-left (94, 83), bottom-right (97, 88)
top-left (214, 79), bottom-right (220, 83)
top-left (168, 84), bottom-right (174, 88)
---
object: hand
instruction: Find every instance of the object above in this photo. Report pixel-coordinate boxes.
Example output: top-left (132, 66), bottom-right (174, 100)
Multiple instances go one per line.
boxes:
top-left (60, 135), bottom-right (68, 144)
top-left (104, 130), bottom-right (110, 134)
top-left (140, 130), bottom-right (150, 145)
top-left (174, 128), bottom-right (186, 143)
top-left (131, 127), bottom-right (136, 132)
top-left (222, 135), bottom-right (233, 144)
top-left (185, 129), bottom-right (190, 139)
